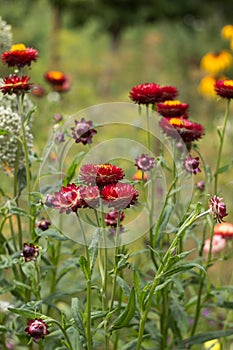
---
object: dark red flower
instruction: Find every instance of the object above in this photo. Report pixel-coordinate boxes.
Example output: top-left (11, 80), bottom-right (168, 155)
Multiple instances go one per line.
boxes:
top-left (79, 163), bottom-right (125, 186)
top-left (214, 79), bottom-right (233, 99)
top-left (1, 44), bottom-right (38, 68)
top-left (129, 83), bottom-right (178, 105)
top-left (21, 243), bottom-right (39, 262)
top-left (156, 100), bottom-right (189, 118)
top-left (71, 118), bottom-right (97, 145)
top-left (0, 75), bottom-right (32, 95)
top-left (214, 222), bottom-right (233, 239)
top-left (183, 155), bottom-right (201, 175)
top-left (44, 70), bottom-right (70, 92)
top-left (104, 211), bottom-right (125, 227)
top-left (101, 182), bottom-right (138, 210)
top-left (209, 195), bottom-right (228, 223)
top-left (159, 117), bottom-right (204, 145)
top-left (25, 318), bottom-right (49, 343)
top-left (80, 185), bottom-right (100, 208)
top-left (45, 183), bottom-right (84, 214)
top-left (36, 217), bottom-right (51, 231)
top-left (135, 153), bottom-right (155, 171)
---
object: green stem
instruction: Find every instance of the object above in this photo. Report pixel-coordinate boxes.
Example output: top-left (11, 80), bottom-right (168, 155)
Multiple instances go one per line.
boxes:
top-left (48, 319), bottom-right (74, 350)
top-left (214, 99), bottom-right (231, 195)
top-left (146, 105), bottom-right (151, 151)
top-left (76, 213), bottom-right (92, 350)
top-left (136, 206), bottom-right (203, 350)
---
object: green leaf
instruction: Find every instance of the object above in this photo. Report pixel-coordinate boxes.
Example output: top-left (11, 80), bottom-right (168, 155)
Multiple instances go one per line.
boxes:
top-left (36, 228), bottom-right (68, 241)
top-left (0, 129), bottom-right (10, 135)
top-left (78, 256), bottom-right (90, 280)
top-left (71, 298), bottom-right (86, 338)
top-left (217, 160), bottom-right (233, 174)
top-left (116, 275), bottom-right (131, 296)
top-left (63, 151), bottom-right (86, 186)
top-left (109, 287), bottom-right (136, 331)
top-left (177, 329), bottom-right (233, 348)
top-left (132, 264), bottom-right (142, 308)
top-left (8, 307), bottom-right (43, 319)
top-left (88, 229), bottom-right (99, 274)
top-left (161, 262), bottom-right (206, 279)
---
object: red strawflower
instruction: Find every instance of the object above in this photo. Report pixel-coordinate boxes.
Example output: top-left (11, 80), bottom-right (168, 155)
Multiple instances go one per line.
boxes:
top-left (101, 182), bottom-right (138, 210)
top-left (183, 155), bottom-right (201, 175)
top-left (21, 243), bottom-right (39, 262)
top-left (214, 79), bottom-right (233, 99)
top-left (214, 222), bottom-right (233, 239)
top-left (135, 153), bottom-right (155, 171)
top-left (31, 85), bottom-right (46, 97)
top-left (79, 163), bottom-right (125, 187)
top-left (45, 183), bottom-right (84, 214)
top-left (129, 83), bottom-right (177, 105)
top-left (1, 43), bottom-right (38, 68)
top-left (44, 70), bottom-right (70, 92)
top-left (0, 75), bottom-right (32, 95)
top-left (156, 100), bottom-right (189, 118)
top-left (209, 195), bottom-right (228, 223)
top-left (159, 117), bottom-right (204, 145)
top-left (71, 118), bottom-right (97, 145)
top-left (80, 185), bottom-right (100, 208)
top-left (104, 211), bottom-right (125, 227)
top-left (25, 318), bottom-right (49, 343)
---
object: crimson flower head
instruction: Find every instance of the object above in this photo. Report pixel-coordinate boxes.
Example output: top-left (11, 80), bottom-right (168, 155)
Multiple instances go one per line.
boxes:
top-left (183, 155), bottom-right (201, 175)
top-left (105, 211), bottom-right (125, 227)
top-left (79, 163), bottom-right (125, 187)
top-left (101, 182), bottom-right (138, 210)
top-left (0, 75), bottom-right (32, 95)
top-left (71, 118), bottom-right (97, 145)
top-left (1, 43), bottom-right (38, 68)
top-left (129, 83), bottom-right (178, 105)
top-left (21, 243), bottom-right (39, 262)
top-left (135, 153), bottom-right (155, 171)
top-left (156, 100), bottom-right (189, 118)
top-left (214, 79), bottom-right (233, 99)
top-left (159, 117), bottom-right (204, 146)
top-left (44, 70), bottom-right (70, 92)
top-left (209, 195), bottom-right (228, 223)
top-left (25, 318), bottom-right (49, 343)
top-left (80, 185), bottom-right (100, 208)
top-left (45, 183), bottom-right (84, 214)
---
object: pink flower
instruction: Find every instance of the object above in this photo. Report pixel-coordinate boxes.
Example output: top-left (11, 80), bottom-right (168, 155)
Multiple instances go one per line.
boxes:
top-left (25, 318), bottom-right (49, 342)
top-left (203, 235), bottom-right (226, 254)
top-left (183, 155), bottom-right (201, 175)
top-left (209, 195), bottom-right (228, 223)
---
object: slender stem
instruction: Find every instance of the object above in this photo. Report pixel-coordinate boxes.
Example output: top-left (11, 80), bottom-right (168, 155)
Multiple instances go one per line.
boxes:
top-left (146, 105), bottom-right (151, 151)
top-left (214, 99), bottom-right (231, 194)
top-left (48, 319), bottom-right (74, 350)
top-left (76, 213), bottom-right (92, 350)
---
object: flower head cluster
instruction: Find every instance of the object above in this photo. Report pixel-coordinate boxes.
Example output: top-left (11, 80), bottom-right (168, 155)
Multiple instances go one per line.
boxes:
top-left (129, 83), bottom-right (178, 105)
top-left (159, 117), bottom-right (204, 147)
top-left (135, 153), bottom-right (155, 171)
top-left (25, 318), bottom-right (49, 343)
top-left (71, 118), bottom-right (97, 145)
top-left (1, 43), bottom-right (38, 68)
top-left (209, 195), bottom-right (228, 223)
top-left (21, 243), bottom-right (39, 262)
top-left (0, 17), bottom-right (12, 55)
top-left (0, 74), bottom-right (32, 95)
top-left (183, 155), bottom-right (201, 175)
top-left (214, 79), bottom-right (233, 99)
top-left (44, 70), bottom-right (70, 92)
top-left (0, 102), bottom-right (33, 172)
top-left (79, 163), bottom-right (125, 187)
top-left (214, 222), bottom-right (233, 239)
top-left (156, 100), bottom-right (189, 118)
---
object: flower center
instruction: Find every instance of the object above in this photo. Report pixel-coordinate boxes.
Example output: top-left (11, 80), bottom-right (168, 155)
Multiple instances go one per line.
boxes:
top-left (224, 80), bottom-right (233, 87)
top-left (164, 100), bottom-right (181, 106)
top-left (11, 43), bottom-right (26, 51)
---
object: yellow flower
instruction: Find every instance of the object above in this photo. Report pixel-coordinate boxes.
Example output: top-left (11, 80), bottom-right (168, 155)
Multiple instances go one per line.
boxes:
top-left (198, 76), bottom-right (218, 99)
top-left (204, 339), bottom-right (220, 350)
top-left (10, 43), bottom-right (26, 51)
top-left (221, 24), bottom-right (233, 40)
top-left (200, 50), bottom-right (233, 75)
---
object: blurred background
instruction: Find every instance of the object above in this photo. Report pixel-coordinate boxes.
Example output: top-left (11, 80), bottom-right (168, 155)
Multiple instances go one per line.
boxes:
top-left (0, 0), bottom-right (233, 215)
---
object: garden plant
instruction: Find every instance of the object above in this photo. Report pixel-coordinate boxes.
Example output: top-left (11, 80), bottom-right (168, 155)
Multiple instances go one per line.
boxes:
top-left (1, 18), bottom-right (233, 350)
